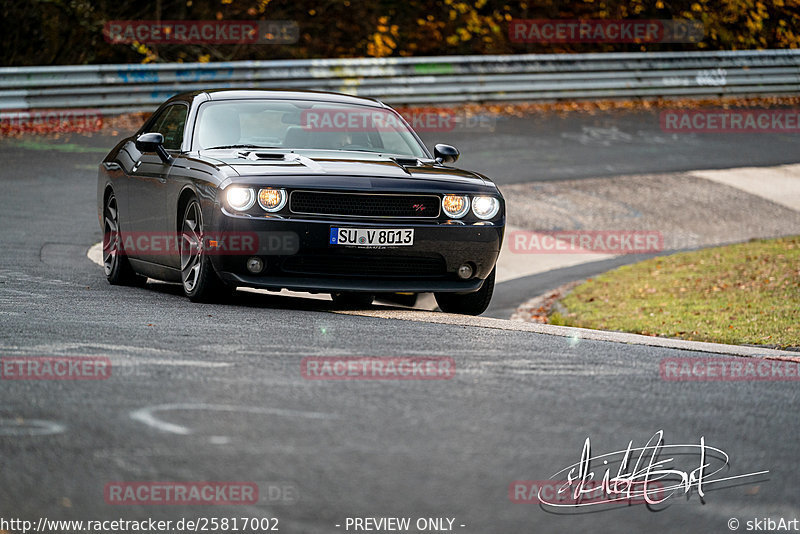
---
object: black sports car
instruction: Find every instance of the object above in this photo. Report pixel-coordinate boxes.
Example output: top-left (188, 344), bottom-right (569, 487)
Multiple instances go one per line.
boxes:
top-left (97, 89), bottom-right (504, 315)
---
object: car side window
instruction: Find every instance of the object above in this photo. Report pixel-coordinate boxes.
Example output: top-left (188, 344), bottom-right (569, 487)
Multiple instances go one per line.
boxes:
top-left (152, 105), bottom-right (188, 151)
top-left (144, 106), bottom-right (171, 137)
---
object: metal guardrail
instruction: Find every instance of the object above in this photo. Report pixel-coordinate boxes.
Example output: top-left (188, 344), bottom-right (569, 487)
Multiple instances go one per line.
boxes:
top-left (1, 49), bottom-right (799, 113)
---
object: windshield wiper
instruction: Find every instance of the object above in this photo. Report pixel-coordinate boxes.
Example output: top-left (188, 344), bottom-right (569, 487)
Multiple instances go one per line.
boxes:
top-left (204, 144), bottom-right (282, 150)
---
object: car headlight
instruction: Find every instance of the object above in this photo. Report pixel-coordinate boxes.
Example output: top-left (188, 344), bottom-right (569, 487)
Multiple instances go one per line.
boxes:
top-left (226, 187), bottom-right (255, 211)
top-left (442, 194), bottom-right (469, 219)
top-left (258, 188), bottom-right (287, 212)
top-left (471, 196), bottom-right (500, 220)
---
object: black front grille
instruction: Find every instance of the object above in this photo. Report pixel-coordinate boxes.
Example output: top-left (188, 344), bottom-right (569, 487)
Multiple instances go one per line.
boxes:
top-left (290, 191), bottom-right (440, 218)
top-left (281, 254), bottom-right (446, 278)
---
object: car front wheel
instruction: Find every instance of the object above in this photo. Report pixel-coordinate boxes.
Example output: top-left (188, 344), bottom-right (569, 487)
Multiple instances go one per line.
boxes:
top-left (434, 267), bottom-right (495, 316)
top-left (180, 198), bottom-right (229, 302)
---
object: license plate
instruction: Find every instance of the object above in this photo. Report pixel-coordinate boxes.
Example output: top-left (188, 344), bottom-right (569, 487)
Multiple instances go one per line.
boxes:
top-left (330, 227), bottom-right (414, 246)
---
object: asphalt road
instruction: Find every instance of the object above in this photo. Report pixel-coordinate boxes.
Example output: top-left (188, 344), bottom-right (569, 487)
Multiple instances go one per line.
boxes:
top-left (426, 109), bottom-right (800, 183)
top-left (0, 113), bottom-right (798, 533)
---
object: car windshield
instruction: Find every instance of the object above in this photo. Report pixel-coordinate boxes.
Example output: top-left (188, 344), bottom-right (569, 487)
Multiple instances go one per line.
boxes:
top-left (194, 99), bottom-right (427, 158)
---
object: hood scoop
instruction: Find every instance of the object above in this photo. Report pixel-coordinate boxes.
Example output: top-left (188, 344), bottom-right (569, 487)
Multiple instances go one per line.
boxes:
top-left (235, 151), bottom-right (325, 172)
top-left (239, 151), bottom-right (301, 164)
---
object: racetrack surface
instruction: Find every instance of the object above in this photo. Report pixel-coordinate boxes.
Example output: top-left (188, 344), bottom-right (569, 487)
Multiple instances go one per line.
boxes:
top-left (1, 111), bottom-right (798, 532)
top-left (430, 109), bottom-right (800, 183)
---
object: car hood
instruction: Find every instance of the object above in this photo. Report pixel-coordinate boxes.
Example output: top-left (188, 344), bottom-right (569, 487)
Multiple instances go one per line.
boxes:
top-left (198, 150), bottom-right (489, 186)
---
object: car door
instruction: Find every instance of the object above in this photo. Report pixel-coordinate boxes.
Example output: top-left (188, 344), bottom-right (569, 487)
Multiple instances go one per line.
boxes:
top-left (126, 103), bottom-right (189, 266)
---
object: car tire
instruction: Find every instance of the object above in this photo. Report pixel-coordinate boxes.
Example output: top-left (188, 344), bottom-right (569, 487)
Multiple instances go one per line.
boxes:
top-left (179, 198), bottom-right (229, 303)
top-left (103, 191), bottom-right (146, 287)
top-left (330, 292), bottom-right (375, 309)
top-left (434, 267), bottom-right (495, 316)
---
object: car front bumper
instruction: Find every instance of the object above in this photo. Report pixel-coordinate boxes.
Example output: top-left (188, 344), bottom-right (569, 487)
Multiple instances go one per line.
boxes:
top-left (209, 210), bottom-right (503, 294)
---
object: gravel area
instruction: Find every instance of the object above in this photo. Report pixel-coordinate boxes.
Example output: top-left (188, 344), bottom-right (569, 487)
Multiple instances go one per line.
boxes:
top-left (502, 171), bottom-right (800, 250)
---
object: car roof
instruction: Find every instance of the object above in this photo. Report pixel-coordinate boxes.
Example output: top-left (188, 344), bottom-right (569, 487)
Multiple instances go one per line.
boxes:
top-left (167, 89), bottom-right (388, 108)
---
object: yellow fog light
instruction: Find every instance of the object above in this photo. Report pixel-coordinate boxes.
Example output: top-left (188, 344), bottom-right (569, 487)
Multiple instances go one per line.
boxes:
top-left (442, 194), bottom-right (469, 219)
top-left (258, 188), bottom-right (287, 212)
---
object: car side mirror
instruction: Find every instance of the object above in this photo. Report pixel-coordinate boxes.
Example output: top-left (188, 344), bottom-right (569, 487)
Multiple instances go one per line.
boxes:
top-left (135, 132), bottom-right (173, 163)
top-left (434, 144), bottom-right (459, 165)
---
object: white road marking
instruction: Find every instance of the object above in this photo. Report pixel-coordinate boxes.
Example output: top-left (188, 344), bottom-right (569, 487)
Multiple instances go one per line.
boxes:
top-left (130, 403), bottom-right (339, 436)
top-left (111, 359), bottom-right (231, 368)
top-left (0, 269), bottom-right (71, 286)
top-left (88, 243), bottom-right (438, 310)
top-left (83, 166), bottom-right (800, 360)
top-left (86, 239), bottom-right (800, 360)
top-left (334, 308), bottom-right (800, 360)
top-left (0, 342), bottom-right (176, 356)
top-left (0, 418), bottom-right (66, 436)
top-left (0, 343), bottom-right (231, 368)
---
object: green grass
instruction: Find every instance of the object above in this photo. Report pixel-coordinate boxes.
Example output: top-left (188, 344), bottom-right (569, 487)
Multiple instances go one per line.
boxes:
top-left (550, 236), bottom-right (800, 349)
